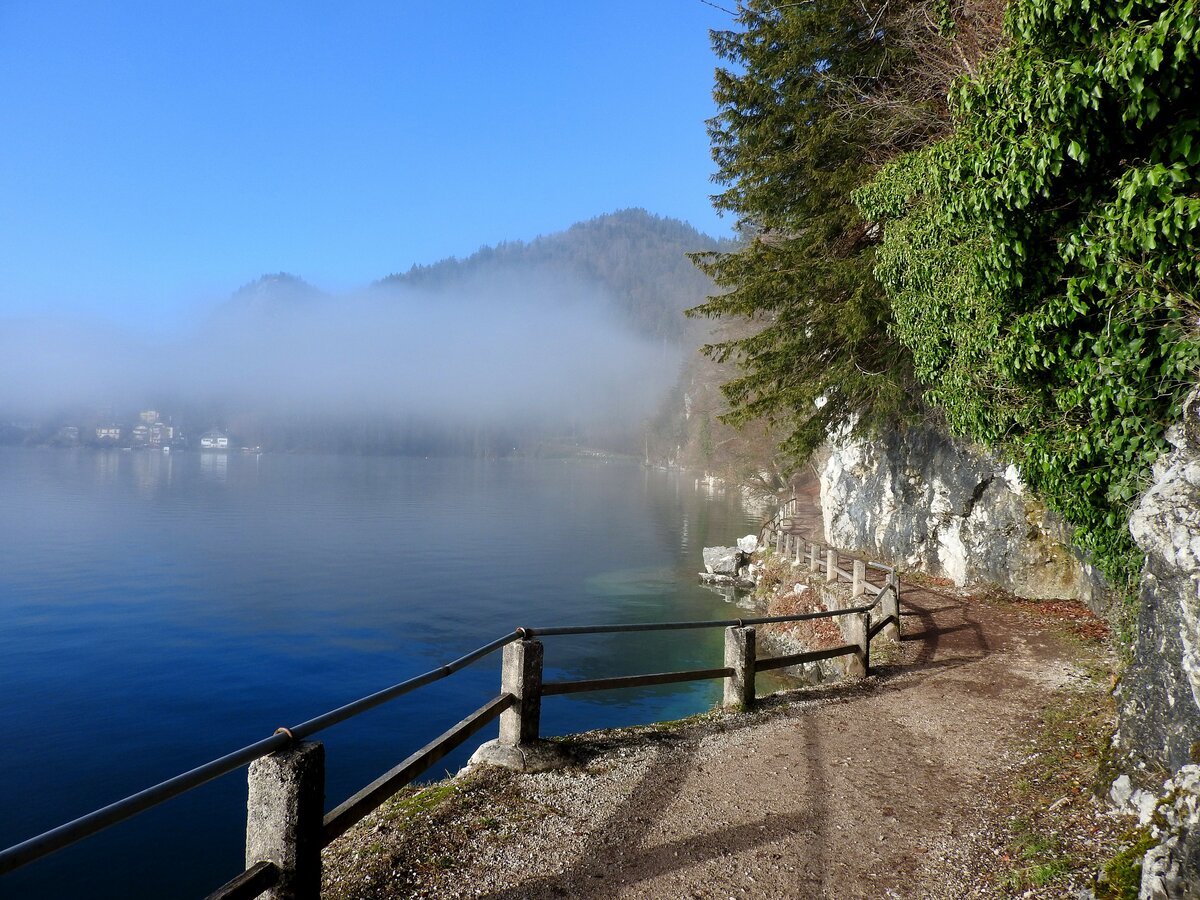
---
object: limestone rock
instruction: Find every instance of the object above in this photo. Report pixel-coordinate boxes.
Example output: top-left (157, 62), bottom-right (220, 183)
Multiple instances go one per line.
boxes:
top-left (1119, 395), bottom-right (1200, 900)
top-left (1110, 774), bottom-right (1161, 825)
top-left (466, 739), bottom-right (574, 773)
top-left (699, 571), bottom-right (756, 590)
top-left (1120, 424), bottom-right (1200, 774)
top-left (703, 546), bottom-right (743, 576)
top-left (1138, 767), bottom-right (1200, 900)
top-left (819, 425), bottom-right (1107, 607)
top-left (737, 535), bottom-right (759, 554)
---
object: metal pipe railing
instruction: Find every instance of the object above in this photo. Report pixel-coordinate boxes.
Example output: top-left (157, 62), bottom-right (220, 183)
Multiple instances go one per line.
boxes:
top-left (1, 545), bottom-right (901, 891)
top-left (523, 604), bottom-right (877, 639)
top-left (758, 494), bottom-right (896, 576)
top-left (0, 630), bottom-right (523, 876)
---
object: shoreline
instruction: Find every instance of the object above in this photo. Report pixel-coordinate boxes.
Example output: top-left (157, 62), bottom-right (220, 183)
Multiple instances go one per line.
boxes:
top-left (322, 584), bottom-right (1128, 899)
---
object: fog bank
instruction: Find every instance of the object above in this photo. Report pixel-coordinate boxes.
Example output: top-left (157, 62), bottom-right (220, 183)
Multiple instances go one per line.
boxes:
top-left (0, 274), bottom-right (682, 446)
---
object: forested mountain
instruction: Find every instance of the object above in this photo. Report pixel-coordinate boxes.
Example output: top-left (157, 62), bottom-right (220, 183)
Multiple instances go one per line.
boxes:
top-left (374, 207), bottom-right (777, 473)
top-left (220, 273), bottom-right (326, 317)
top-left (378, 209), bottom-right (733, 344)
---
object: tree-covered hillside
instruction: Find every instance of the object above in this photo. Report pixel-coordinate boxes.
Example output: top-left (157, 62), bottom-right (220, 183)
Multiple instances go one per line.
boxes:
top-left (856, 0), bottom-right (1200, 588)
top-left (380, 208), bottom-right (733, 344)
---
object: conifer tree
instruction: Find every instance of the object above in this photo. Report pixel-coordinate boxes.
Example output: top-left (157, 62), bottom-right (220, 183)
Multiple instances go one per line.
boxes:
top-left (688, 0), bottom-right (919, 461)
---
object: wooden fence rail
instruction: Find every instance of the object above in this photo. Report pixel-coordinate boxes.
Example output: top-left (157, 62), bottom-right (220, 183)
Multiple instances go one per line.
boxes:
top-left (1, 532), bottom-right (901, 900)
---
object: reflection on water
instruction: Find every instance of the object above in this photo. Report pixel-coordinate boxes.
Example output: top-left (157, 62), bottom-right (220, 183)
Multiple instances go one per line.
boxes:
top-left (94, 447), bottom-right (120, 482)
top-left (132, 449), bottom-right (174, 497)
top-left (199, 450), bottom-right (228, 481)
top-left (0, 449), bottom-right (762, 900)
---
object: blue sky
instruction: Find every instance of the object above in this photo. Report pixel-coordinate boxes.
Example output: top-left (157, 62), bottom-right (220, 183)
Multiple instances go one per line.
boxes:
top-left (0, 1), bottom-right (736, 330)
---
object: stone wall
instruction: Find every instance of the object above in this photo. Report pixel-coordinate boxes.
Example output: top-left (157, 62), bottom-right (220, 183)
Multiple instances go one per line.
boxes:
top-left (819, 425), bottom-right (1106, 608)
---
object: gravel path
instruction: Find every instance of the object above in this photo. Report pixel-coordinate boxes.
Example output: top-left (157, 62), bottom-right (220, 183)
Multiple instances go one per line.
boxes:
top-left (323, 578), bottom-right (1091, 899)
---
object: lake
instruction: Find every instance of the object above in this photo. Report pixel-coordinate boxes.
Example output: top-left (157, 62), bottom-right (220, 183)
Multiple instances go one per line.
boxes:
top-left (0, 447), bottom-right (765, 899)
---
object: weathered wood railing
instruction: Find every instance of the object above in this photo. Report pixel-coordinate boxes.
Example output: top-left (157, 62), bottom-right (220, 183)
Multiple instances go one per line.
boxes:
top-left (760, 494), bottom-right (803, 545)
top-left (0, 549), bottom-right (901, 900)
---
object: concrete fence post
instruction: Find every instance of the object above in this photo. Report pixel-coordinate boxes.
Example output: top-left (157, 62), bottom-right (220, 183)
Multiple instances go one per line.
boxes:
top-left (245, 741), bottom-right (325, 900)
top-left (882, 571), bottom-right (901, 641)
top-left (499, 639), bottom-right (544, 746)
top-left (852, 560), bottom-right (866, 598)
top-left (826, 549), bottom-right (838, 583)
top-left (723, 626), bottom-right (756, 711)
top-left (775, 531), bottom-right (783, 553)
top-left (839, 615), bottom-right (868, 679)
top-left (809, 543), bottom-right (819, 572)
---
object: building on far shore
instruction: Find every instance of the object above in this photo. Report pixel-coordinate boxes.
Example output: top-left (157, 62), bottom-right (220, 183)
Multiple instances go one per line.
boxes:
top-left (95, 426), bottom-right (121, 442)
top-left (199, 430), bottom-right (229, 450)
top-left (148, 422), bottom-right (174, 446)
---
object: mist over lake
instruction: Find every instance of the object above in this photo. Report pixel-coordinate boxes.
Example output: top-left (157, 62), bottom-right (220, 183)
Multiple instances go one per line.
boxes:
top-left (0, 211), bottom-right (728, 458)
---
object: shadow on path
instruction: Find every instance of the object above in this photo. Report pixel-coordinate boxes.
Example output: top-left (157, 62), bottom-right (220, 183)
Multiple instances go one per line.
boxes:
top-left (476, 727), bottom-right (830, 900)
top-left (473, 481), bottom-right (1034, 899)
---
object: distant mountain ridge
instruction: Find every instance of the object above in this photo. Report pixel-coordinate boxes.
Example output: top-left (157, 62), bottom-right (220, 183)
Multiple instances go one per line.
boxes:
top-left (377, 208), bottom-right (733, 343)
top-left (220, 210), bottom-right (731, 345)
top-left (224, 272), bottom-right (326, 316)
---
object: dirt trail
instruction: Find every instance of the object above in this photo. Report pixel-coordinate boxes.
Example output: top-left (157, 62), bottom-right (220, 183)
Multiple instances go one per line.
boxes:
top-left (324, 485), bottom-right (1095, 900)
top-left (475, 590), bottom-right (1074, 899)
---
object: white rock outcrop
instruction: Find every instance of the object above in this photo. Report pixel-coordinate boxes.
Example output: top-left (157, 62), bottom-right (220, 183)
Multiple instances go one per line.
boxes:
top-left (819, 426), bottom-right (1105, 606)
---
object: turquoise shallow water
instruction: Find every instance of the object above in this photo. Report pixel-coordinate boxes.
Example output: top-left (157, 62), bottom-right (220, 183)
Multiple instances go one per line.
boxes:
top-left (0, 448), bottom-right (762, 899)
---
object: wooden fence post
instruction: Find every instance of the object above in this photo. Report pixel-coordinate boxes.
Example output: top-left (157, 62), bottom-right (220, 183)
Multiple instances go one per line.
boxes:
top-left (499, 639), bottom-right (543, 746)
top-left (245, 741), bottom-right (325, 900)
top-left (852, 560), bottom-right (866, 598)
top-left (882, 571), bottom-right (901, 641)
top-left (826, 550), bottom-right (838, 583)
top-left (723, 626), bottom-right (756, 711)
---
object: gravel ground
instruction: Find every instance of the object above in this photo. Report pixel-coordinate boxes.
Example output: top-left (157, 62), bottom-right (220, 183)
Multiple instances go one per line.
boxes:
top-left (323, 580), bottom-right (1129, 899)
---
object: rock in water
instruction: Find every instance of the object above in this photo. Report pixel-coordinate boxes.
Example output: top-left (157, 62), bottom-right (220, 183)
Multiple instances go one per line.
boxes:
top-left (703, 546), bottom-right (742, 575)
top-left (737, 535), bottom-right (759, 554)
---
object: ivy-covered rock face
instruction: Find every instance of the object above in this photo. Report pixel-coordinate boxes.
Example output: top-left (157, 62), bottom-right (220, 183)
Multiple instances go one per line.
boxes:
top-left (855, 0), bottom-right (1200, 593)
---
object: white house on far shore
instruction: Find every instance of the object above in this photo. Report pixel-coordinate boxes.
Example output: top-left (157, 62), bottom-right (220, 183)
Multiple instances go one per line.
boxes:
top-left (199, 430), bottom-right (230, 450)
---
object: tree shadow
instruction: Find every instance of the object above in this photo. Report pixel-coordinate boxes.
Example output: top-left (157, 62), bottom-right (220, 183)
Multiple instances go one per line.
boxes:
top-left (476, 716), bottom-right (832, 899)
top-left (895, 580), bottom-right (991, 669)
top-left (471, 570), bottom-right (1003, 898)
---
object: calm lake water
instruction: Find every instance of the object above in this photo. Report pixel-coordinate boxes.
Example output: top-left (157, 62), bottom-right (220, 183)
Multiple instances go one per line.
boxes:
top-left (0, 447), bottom-right (764, 899)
